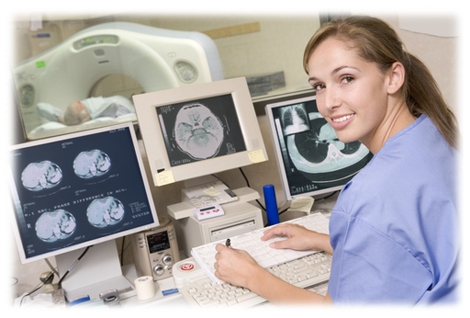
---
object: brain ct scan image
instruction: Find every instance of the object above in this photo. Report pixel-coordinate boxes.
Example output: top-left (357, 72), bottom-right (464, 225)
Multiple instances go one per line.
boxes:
top-left (73, 149), bottom-right (111, 179)
top-left (87, 196), bottom-right (125, 228)
top-left (174, 103), bottom-right (224, 159)
top-left (21, 160), bottom-right (63, 191)
top-left (157, 94), bottom-right (247, 167)
top-left (35, 209), bottom-right (76, 243)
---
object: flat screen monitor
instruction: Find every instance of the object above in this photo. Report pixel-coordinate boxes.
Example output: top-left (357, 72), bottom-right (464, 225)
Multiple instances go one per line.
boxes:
top-left (133, 77), bottom-right (268, 187)
top-left (8, 122), bottom-right (159, 265)
top-left (265, 94), bottom-right (373, 200)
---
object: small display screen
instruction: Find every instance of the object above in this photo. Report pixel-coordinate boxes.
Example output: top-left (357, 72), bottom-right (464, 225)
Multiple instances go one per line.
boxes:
top-left (147, 231), bottom-right (170, 254)
top-left (200, 206), bottom-right (215, 212)
top-left (155, 94), bottom-right (247, 167)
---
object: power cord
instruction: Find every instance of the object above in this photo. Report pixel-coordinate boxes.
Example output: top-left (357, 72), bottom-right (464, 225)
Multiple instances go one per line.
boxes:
top-left (238, 168), bottom-right (267, 212)
top-left (3, 276), bottom-right (18, 289)
top-left (57, 245), bottom-right (93, 288)
top-left (19, 281), bottom-right (46, 306)
top-left (44, 258), bottom-right (59, 277)
top-left (120, 237), bottom-right (126, 266)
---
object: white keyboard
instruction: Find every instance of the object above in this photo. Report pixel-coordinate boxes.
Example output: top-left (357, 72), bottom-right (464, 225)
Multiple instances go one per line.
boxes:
top-left (179, 251), bottom-right (332, 308)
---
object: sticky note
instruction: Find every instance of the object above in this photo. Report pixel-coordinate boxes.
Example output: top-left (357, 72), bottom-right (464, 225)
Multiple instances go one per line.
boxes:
top-left (203, 186), bottom-right (220, 196)
top-left (248, 149), bottom-right (266, 163)
top-left (156, 170), bottom-right (175, 186)
top-left (288, 197), bottom-right (315, 213)
top-left (35, 61), bottom-right (46, 68)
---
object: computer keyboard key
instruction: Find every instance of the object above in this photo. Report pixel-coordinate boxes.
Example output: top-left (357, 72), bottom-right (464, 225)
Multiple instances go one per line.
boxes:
top-left (180, 252), bottom-right (331, 308)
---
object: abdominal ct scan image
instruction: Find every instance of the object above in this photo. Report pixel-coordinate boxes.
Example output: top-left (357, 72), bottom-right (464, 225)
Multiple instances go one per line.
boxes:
top-left (73, 149), bottom-right (111, 179)
top-left (35, 209), bottom-right (77, 243)
top-left (87, 196), bottom-right (125, 228)
top-left (174, 103), bottom-right (224, 160)
top-left (21, 160), bottom-right (63, 191)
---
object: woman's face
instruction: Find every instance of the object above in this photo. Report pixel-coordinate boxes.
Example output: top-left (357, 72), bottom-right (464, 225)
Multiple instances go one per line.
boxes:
top-left (307, 37), bottom-right (390, 149)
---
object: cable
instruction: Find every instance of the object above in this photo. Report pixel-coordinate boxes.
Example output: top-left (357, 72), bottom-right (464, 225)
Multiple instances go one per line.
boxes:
top-left (120, 236), bottom-right (126, 266)
top-left (314, 191), bottom-right (339, 202)
top-left (19, 281), bottom-right (45, 306)
top-left (3, 276), bottom-right (18, 289)
top-left (238, 168), bottom-right (267, 212)
top-left (57, 245), bottom-right (93, 288)
top-left (44, 258), bottom-right (59, 277)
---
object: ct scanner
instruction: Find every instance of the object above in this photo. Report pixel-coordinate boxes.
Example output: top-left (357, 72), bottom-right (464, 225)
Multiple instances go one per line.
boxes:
top-left (13, 22), bottom-right (224, 140)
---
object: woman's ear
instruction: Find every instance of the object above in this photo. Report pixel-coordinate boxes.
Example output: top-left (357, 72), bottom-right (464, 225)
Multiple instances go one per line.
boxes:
top-left (386, 62), bottom-right (405, 95)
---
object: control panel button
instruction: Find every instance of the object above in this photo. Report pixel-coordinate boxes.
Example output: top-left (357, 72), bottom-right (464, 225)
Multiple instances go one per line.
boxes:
top-left (162, 255), bottom-right (173, 265)
top-left (154, 265), bottom-right (164, 276)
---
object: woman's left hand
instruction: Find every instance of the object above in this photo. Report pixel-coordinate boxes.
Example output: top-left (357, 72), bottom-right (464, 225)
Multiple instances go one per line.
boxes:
top-left (214, 244), bottom-right (263, 289)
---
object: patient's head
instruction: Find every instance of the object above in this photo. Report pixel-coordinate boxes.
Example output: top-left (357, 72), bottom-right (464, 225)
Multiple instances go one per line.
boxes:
top-left (59, 101), bottom-right (91, 125)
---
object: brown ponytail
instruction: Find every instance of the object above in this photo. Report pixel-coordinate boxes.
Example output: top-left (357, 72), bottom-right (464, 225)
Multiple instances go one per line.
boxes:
top-left (303, 16), bottom-right (458, 149)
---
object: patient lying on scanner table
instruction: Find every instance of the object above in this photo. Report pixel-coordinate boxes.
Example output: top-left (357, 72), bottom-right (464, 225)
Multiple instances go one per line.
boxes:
top-left (37, 95), bottom-right (135, 126)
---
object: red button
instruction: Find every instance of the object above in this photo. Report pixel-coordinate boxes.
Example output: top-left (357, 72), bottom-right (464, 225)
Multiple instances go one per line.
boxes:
top-left (180, 263), bottom-right (194, 271)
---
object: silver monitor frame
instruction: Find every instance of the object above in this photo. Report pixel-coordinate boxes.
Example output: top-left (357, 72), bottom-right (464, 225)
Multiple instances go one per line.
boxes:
top-left (8, 122), bottom-right (159, 264)
top-left (134, 77), bottom-right (268, 186)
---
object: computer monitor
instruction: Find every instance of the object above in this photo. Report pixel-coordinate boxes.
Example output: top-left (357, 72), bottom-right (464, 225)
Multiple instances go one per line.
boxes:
top-left (8, 122), bottom-right (159, 300)
top-left (265, 94), bottom-right (373, 200)
top-left (133, 77), bottom-right (268, 187)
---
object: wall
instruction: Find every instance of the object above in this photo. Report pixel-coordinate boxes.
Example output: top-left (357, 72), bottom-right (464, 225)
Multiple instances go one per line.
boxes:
top-left (4, 7), bottom-right (464, 300)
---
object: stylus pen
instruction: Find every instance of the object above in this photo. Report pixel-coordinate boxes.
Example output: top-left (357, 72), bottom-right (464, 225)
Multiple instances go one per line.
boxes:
top-left (225, 238), bottom-right (231, 248)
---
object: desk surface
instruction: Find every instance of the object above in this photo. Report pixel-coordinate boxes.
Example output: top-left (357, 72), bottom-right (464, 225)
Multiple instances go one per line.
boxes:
top-left (120, 198), bottom-right (336, 308)
top-left (119, 271), bottom-right (328, 314)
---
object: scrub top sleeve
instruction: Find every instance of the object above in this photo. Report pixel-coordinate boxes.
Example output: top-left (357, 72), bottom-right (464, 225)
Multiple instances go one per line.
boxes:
top-left (329, 216), bottom-right (433, 305)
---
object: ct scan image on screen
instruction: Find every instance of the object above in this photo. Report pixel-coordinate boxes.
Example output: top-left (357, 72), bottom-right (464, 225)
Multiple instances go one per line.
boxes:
top-left (9, 127), bottom-right (156, 260)
top-left (156, 94), bottom-right (247, 167)
top-left (272, 99), bottom-right (373, 196)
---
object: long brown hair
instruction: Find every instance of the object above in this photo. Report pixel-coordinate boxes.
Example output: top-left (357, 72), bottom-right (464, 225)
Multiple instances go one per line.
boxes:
top-left (303, 16), bottom-right (458, 149)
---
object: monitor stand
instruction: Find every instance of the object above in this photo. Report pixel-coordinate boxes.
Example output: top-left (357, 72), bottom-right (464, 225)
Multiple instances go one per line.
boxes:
top-left (56, 240), bottom-right (136, 302)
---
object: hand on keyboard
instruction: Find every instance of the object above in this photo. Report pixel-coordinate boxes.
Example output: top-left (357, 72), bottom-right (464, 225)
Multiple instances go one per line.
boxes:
top-left (180, 252), bottom-right (332, 308)
top-left (262, 223), bottom-right (333, 255)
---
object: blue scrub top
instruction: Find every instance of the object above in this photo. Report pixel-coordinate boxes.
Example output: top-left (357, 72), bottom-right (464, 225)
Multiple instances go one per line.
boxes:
top-left (328, 115), bottom-right (459, 305)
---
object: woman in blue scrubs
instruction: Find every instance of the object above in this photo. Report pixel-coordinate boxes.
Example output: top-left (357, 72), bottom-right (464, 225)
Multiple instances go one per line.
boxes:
top-left (214, 15), bottom-right (459, 306)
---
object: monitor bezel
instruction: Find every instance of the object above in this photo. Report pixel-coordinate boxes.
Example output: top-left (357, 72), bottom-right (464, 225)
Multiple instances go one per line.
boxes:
top-left (8, 122), bottom-right (160, 264)
top-left (265, 94), bottom-right (370, 201)
top-left (133, 77), bottom-right (268, 186)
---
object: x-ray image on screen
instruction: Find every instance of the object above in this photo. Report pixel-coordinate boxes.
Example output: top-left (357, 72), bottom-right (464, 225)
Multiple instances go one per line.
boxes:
top-left (35, 209), bottom-right (76, 243)
top-left (156, 94), bottom-right (247, 167)
top-left (271, 99), bottom-right (373, 196)
top-left (87, 196), bottom-right (125, 228)
top-left (73, 150), bottom-right (111, 179)
top-left (21, 160), bottom-right (63, 191)
top-left (9, 126), bottom-right (156, 259)
top-left (281, 103), bottom-right (310, 135)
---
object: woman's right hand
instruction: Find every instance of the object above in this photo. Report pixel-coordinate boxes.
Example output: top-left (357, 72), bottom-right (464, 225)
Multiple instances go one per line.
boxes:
top-left (261, 223), bottom-right (332, 254)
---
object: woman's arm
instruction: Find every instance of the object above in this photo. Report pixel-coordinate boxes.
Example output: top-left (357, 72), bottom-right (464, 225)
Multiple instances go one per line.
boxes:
top-left (214, 244), bottom-right (333, 305)
top-left (262, 223), bottom-right (333, 255)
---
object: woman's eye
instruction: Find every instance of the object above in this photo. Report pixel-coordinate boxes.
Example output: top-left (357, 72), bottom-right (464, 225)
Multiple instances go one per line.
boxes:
top-left (341, 76), bottom-right (354, 84)
top-left (312, 83), bottom-right (325, 91)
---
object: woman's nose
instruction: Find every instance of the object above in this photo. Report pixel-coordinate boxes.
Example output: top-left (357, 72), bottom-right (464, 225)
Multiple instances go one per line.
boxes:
top-left (324, 88), bottom-right (340, 111)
